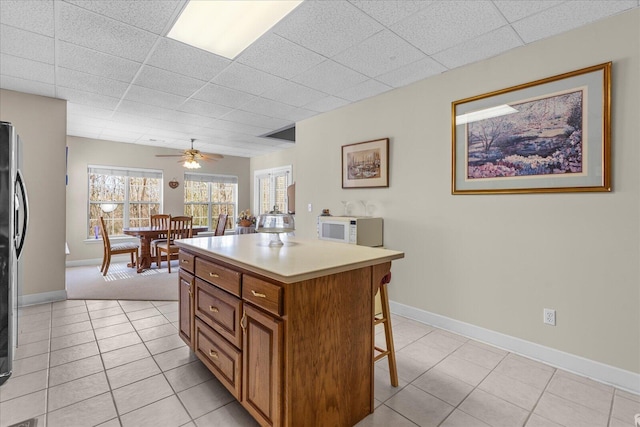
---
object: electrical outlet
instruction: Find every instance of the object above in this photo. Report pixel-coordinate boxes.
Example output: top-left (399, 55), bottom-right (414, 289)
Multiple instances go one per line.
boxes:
top-left (543, 308), bottom-right (556, 326)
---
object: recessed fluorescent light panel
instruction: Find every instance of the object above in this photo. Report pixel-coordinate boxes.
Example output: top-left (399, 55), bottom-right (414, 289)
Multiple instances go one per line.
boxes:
top-left (168, 0), bottom-right (302, 59)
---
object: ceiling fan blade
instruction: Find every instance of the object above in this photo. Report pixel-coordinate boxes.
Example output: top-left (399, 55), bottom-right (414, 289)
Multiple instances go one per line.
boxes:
top-left (155, 154), bottom-right (184, 157)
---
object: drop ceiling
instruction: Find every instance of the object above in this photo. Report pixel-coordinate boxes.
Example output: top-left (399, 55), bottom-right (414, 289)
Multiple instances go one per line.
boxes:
top-left (0, 0), bottom-right (637, 158)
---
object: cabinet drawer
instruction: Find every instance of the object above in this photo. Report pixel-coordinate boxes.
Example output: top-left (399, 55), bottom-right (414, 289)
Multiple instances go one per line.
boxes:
top-left (196, 258), bottom-right (241, 297)
top-left (178, 251), bottom-right (195, 274)
top-left (194, 319), bottom-right (241, 400)
top-left (242, 275), bottom-right (283, 316)
top-left (195, 278), bottom-right (242, 348)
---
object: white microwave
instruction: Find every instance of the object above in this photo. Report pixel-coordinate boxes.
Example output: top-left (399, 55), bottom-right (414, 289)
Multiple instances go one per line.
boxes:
top-left (317, 216), bottom-right (383, 247)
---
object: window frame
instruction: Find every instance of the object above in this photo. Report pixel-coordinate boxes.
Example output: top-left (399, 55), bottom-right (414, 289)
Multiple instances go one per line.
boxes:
top-left (254, 165), bottom-right (292, 216)
top-left (184, 172), bottom-right (238, 231)
top-left (87, 165), bottom-right (163, 238)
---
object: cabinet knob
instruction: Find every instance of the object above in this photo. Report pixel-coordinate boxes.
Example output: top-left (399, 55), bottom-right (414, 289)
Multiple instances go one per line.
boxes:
top-left (251, 290), bottom-right (267, 298)
top-left (209, 306), bottom-right (219, 313)
top-left (209, 272), bottom-right (220, 278)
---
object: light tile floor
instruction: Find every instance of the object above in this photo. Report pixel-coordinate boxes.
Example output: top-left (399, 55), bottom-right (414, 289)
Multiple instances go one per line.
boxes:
top-left (0, 299), bottom-right (638, 427)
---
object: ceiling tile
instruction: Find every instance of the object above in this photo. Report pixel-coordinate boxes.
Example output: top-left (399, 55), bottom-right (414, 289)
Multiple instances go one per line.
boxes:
top-left (273, 0), bottom-right (383, 57)
top-left (123, 85), bottom-right (187, 109)
top-left (303, 96), bottom-right (351, 113)
top-left (391, 0), bottom-right (507, 54)
top-left (375, 57), bottom-right (447, 88)
top-left (332, 30), bottom-right (426, 78)
top-left (58, 41), bottom-right (141, 83)
top-left (210, 62), bottom-right (286, 96)
top-left (67, 115), bottom-right (108, 129)
top-left (57, 1), bottom-right (158, 62)
top-left (210, 119), bottom-right (271, 136)
top-left (339, 79), bottom-right (393, 102)
top-left (432, 26), bottom-right (524, 69)
top-left (292, 60), bottom-right (368, 94)
top-left (348, 0), bottom-right (434, 26)
top-left (116, 99), bottom-right (173, 120)
top-left (239, 97), bottom-right (316, 123)
top-left (512, 0), bottom-right (638, 43)
top-left (177, 99), bottom-right (233, 119)
top-left (67, 103), bottom-right (114, 120)
top-left (221, 110), bottom-right (292, 132)
top-left (192, 83), bottom-right (256, 109)
top-left (134, 65), bottom-right (205, 97)
top-left (1, 54), bottom-right (55, 84)
top-left (493, 1), bottom-right (566, 22)
top-left (0, 0), bottom-right (55, 36)
top-left (66, 124), bottom-right (102, 139)
top-left (0, 24), bottom-right (54, 63)
top-left (0, 75), bottom-right (55, 98)
top-left (57, 68), bottom-right (129, 99)
top-left (55, 87), bottom-right (121, 110)
top-left (64, 0), bottom-right (183, 35)
top-left (236, 33), bottom-right (325, 80)
top-left (261, 80), bottom-right (328, 108)
top-left (145, 38), bottom-right (231, 82)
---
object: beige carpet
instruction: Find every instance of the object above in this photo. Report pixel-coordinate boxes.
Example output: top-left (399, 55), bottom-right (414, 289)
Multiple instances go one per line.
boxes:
top-left (66, 261), bottom-right (179, 301)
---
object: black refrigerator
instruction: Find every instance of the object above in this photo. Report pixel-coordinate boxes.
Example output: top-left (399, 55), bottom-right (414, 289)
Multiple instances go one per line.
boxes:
top-left (0, 121), bottom-right (29, 386)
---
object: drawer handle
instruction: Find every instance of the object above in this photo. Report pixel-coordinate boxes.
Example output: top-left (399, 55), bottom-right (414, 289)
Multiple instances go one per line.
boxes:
top-left (209, 272), bottom-right (220, 278)
top-left (209, 306), bottom-right (219, 313)
top-left (209, 350), bottom-right (219, 359)
top-left (181, 259), bottom-right (189, 263)
top-left (251, 290), bottom-right (267, 298)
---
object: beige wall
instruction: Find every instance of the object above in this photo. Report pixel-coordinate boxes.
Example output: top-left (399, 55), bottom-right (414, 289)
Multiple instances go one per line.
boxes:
top-left (66, 136), bottom-right (250, 263)
top-left (0, 89), bottom-right (67, 298)
top-left (252, 9), bottom-right (640, 377)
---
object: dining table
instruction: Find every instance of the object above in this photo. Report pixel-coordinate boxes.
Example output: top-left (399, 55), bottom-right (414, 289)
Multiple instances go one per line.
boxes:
top-left (123, 225), bottom-right (208, 273)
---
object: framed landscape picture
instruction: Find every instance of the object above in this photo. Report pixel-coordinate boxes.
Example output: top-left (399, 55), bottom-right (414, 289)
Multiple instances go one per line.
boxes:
top-left (452, 62), bottom-right (611, 194)
top-left (342, 138), bottom-right (389, 189)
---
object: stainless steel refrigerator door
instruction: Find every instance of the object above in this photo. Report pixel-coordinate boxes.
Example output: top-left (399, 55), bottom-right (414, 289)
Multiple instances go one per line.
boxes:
top-left (0, 122), bottom-right (15, 386)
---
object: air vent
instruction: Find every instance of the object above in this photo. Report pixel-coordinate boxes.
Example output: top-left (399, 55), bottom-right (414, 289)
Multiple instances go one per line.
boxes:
top-left (261, 125), bottom-right (295, 143)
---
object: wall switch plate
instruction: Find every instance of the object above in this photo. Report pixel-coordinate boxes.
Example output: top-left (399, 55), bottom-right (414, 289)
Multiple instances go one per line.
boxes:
top-left (543, 308), bottom-right (556, 326)
top-left (307, 203), bottom-right (312, 212)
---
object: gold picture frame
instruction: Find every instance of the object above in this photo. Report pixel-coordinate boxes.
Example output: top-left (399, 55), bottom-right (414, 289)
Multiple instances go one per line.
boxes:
top-left (342, 138), bottom-right (389, 189)
top-left (452, 62), bottom-right (611, 194)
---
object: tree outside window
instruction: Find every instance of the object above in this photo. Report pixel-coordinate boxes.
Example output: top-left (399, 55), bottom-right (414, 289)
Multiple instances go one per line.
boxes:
top-left (184, 173), bottom-right (237, 231)
top-left (254, 166), bottom-right (292, 215)
top-left (88, 166), bottom-right (162, 238)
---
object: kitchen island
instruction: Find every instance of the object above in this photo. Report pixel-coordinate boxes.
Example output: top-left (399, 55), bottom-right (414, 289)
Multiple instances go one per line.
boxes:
top-left (175, 233), bottom-right (404, 427)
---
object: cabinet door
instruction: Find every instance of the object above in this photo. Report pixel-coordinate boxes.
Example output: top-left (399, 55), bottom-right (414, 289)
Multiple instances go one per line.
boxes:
top-left (242, 304), bottom-right (283, 427)
top-left (178, 269), bottom-right (194, 348)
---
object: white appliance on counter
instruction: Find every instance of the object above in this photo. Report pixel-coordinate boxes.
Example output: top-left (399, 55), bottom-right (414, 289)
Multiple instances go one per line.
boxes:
top-left (317, 216), bottom-right (383, 247)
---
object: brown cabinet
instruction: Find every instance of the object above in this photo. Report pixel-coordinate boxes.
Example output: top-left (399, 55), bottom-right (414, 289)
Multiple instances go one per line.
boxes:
top-left (241, 304), bottom-right (282, 426)
top-left (179, 247), bottom-right (396, 427)
top-left (178, 269), bottom-right (194, 347)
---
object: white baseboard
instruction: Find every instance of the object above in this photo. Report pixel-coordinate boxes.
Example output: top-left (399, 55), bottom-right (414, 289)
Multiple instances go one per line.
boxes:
top-left (19, 290), bottom-right (67, 307)
top-left (390, 300), bottom-right (640, 395)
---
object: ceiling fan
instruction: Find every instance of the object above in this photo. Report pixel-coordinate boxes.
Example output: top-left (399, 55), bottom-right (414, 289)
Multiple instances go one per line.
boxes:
top-left (155, 138), bottom-right (223, 169)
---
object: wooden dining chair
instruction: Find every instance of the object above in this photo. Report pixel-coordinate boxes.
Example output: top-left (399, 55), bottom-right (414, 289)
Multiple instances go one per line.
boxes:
top-left (156, 215), bottom-right (193, 273)
top-left (214, 213), bottom-right (228, 236)
top-left (150, 214), bottom-right (170, 266)
top-left (98, 216), bottom-right (139, 276)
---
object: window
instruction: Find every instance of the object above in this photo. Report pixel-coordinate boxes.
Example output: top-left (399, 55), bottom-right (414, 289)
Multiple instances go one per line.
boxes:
top-left (184, 172), bottom-right (237, 231)
top-left (254, 166), bottom-right (292, 216)
top-left (88, 166), bottom-right (162, 238)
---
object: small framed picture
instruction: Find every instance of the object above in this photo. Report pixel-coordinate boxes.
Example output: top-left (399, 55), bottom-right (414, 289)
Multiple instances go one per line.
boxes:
top-left (342, 138), bottom-right (389, 189)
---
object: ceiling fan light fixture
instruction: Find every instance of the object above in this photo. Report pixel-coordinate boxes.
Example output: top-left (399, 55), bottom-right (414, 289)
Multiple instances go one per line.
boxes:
top-left (183, 159), bottom-right (201, 169)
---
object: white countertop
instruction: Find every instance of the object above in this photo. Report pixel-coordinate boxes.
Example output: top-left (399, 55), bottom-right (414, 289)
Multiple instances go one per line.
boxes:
top-left (175, 233), bottom-right (404, 283)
